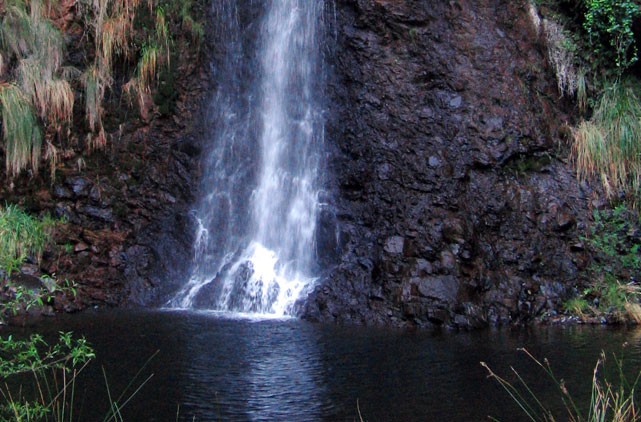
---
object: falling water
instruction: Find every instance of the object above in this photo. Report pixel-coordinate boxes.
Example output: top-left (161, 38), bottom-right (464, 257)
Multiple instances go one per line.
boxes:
top-left (171, 0), bottom-right (327, 316)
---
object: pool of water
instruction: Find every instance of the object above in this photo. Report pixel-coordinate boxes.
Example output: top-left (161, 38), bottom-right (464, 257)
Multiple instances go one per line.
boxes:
top-left (5, 309), bottom-right (641, 421)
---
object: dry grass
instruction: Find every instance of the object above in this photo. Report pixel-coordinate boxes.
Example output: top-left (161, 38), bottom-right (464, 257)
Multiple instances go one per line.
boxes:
top-left (86, 126), bottom-right (107, 151)
top-left (528, 2), bottom-right (542, 34)
top-left (482, 348), bottom-right (641, 422)
top-left (138, 42), bottom-right (160, 88)
top-left (18, 60), bottom-right (74, 126)
top-left (83, 0), bottom-right (165, 138)
top-left (43, 138), bottom-right (59, 181)
top-left (527, 2), bottom-right (580, 99)
top-left (100, 14), bottom-right (133, 68)
top-left (577, 68), bottom-right (588, 112)
top-left (2, 0), bottom-right (64, 69)
top-left (82, 64), bottom-right (107, 134)
top-left (543, 19), bottom-right (578, 98)
top-left (1, 0), bottom-right (34, 58)
top-left (0, 83), bottom-right (43, 176)
top-left (572, 81), bottom-right (641, 203)
top-left (0, 0), bottom-right (193, 176)
top-left (124, 39), bottom-right (167, 117)
top-left (0, 0), bottom-right (74, 174)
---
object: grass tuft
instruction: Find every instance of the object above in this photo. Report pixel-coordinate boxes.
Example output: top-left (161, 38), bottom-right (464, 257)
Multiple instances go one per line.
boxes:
top-left (572, 81), bottom-right (641, 204)
top-left (82, 64), bottom-right (108, 134)
top-left (138, 42), bottom-right (160, 89)
top-left (100, 14), bottom-right (133, 69)
top-left (543, 18), bottom-right (578, 98)
top-left (483, 348), bottom-right (640, 422)
top-left (0, 204), bottom-right (54, 276)
top-left (0, 84), bottom-right (43, 176)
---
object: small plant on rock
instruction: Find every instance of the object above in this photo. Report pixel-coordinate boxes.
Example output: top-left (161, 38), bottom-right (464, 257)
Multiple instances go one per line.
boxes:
top-left (0, 204), bottom-right (55, 277)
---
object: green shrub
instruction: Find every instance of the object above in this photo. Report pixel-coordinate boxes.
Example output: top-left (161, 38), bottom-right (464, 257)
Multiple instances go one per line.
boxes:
top-left (584, 0), bottom-right (640, 71)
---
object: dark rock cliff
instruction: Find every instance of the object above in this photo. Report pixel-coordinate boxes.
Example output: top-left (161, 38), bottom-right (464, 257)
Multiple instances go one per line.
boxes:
top-left (0, 37), bottom-right (209, 310)
top-left (302, 0), bottom-right (593, 328)
top-left (1, 0), bottom-right (595, 328)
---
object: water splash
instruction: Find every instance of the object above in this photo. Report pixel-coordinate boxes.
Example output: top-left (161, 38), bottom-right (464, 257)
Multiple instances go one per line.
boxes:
top-left (170, 0), bottom-right (327, 316)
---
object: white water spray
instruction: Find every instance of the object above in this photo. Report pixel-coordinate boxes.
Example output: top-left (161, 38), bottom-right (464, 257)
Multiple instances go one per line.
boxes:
top-left (171, 0), bottom-right (326, 316)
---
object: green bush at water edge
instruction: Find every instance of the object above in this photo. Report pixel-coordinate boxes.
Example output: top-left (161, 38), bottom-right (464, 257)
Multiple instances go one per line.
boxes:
top-left (564, 204), bottom-right (641, 322)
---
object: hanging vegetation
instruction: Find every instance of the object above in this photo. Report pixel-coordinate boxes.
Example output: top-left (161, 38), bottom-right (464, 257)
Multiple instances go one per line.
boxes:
top-left (0, 0), bottom-right (203, 179)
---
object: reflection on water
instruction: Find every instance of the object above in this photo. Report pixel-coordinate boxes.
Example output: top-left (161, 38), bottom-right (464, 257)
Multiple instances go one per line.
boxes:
top-left (6, 310), bottom-right (641, 421)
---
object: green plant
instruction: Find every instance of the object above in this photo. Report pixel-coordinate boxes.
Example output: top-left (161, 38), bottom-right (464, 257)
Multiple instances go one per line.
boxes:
top-left (0, 332), bottom-right (95, 421)
top-left (177, 0), bottom-right (204, 47)
top-left (564, 297), bottom-right (590, 318)
top-left (0, 0), bottom-right (201, 178)
top-left (584, 0), bottom-right (640, 72)
top-left (573, 80), bottom-right (641, 203)
top-left (0, 84), bottom-right (43, 177)
top-left (0, 276), bottom-right (79, 321)
top-left (482, 348), bottom-right (640, 421)
top-left (1, 283), bottom-right (46, 317)
top-left (0, 330), bottom-right (157, 421)
top-left (566, 204), bottom-right (641, 322)
top-left (0, 204), bottom-right (55, 277)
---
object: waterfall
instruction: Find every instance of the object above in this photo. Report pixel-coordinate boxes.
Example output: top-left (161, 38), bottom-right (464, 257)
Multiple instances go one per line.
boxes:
top-left (170, 0), bottom-right (327, 316)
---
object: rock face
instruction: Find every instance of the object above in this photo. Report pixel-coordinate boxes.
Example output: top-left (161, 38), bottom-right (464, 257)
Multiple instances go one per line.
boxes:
top-left (0, 33), bottom-right (209, 310)
top-left (301, 0), bottom-right (592, 328)
top-left (1, 0), bottom-right (593, 328)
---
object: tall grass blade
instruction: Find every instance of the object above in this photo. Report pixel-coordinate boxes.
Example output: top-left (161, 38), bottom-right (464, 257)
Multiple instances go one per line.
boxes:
top-left (0, 84), bottom-right (43, 176)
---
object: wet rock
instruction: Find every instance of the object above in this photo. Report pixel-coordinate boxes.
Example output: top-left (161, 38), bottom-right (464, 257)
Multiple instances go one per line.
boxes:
top-left (74, 242), bottom-right (89, 252)
top-left (53, 185), bottom-right (73, 199)
top-left (316, 207), bottom-right (339, 266)
top-left (65, 176), bottom-right (92, 197)
top-left (384, 236), bottom-right (405, 255)
top-left (440, 251), bottom-right (457, 271)
top-left (428, 156), bottom-right (441, 168)
top-left (9, 273), bottom-right (44, 291)
top-left (79, 205), bottom-right (113, 222)
top-left (555, 210), bottom-right (575, 231)
top-left (449, 95), bottom-right (462, 109)
top-left (303, 0), bottom-right (591, 328)
top-left (415, 276), bottom-right (458, 304)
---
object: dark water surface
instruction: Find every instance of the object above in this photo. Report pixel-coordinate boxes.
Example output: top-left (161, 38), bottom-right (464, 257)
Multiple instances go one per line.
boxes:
top-left (6, 310), bottom-right (641, 421)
